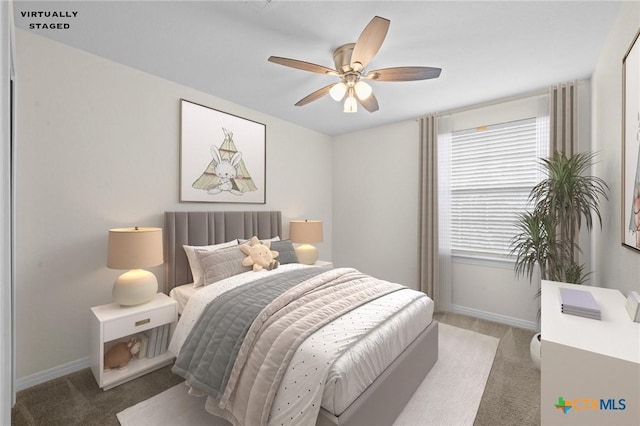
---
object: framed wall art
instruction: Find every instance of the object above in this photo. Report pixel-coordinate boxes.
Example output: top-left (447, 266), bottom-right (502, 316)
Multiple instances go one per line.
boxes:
top-left (180, 99), bottom-right (266, 203)
top-left (622, 29), bottom-right (640, 251)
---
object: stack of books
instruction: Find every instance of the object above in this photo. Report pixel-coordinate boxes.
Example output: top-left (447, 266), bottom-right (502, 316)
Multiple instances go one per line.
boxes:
top-left (144, 324), bottom-right (171, 358)
top-left (560, 288), bottom-right (601, 320)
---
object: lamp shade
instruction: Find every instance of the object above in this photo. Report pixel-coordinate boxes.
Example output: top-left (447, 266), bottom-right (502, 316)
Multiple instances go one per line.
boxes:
top-left (108, 227), bottom-right (163, 306)
top-left (329, 82), bottom-right (347, 101)
top-left (289, 220), bottom-right (323, 244)
top-left (354, 80), bottom-right (372, 100)
top-left (289, 220), bottom-right (323, 265)
top-left (343, 93), bottom-right (358, 113)
top-left (107, 227), bottom-right (163, 270)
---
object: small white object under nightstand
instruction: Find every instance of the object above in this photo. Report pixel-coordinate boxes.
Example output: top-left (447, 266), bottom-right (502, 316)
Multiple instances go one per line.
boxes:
top-left (90, 292), bottom-right (178, 390)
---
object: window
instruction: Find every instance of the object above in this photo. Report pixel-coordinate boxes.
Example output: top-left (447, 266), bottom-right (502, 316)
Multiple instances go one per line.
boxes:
top-left (450, 117), bottom-right (548, 260)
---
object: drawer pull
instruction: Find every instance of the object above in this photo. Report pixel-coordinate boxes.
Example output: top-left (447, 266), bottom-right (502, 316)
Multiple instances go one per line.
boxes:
top-left (135, 318), bottom-right (151, 327)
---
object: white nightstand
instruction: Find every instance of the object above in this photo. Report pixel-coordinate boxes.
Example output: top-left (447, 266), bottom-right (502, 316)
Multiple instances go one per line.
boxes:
top-left (90, 292), bottom-right (178, 390)
top-left (314, 260), bottom-right (333, 267)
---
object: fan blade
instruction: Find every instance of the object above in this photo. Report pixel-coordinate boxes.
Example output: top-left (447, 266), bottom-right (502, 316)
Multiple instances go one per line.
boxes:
top-left (365, 66), bottom-right (442, 82)
top-left (350, 16), bottom-right (390, 71)
top-left (358, 92), bottom-right (379, 113)
top-left (295, 84), bottom-right (334, 106)
top-left (268, 56), bottom-right (337, 75)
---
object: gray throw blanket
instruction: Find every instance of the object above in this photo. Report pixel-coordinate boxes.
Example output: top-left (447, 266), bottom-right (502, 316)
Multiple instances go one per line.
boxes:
top-left (173, 266), bottom-right (404, 426)
top-left (172, 265), bottom-right (332, 398)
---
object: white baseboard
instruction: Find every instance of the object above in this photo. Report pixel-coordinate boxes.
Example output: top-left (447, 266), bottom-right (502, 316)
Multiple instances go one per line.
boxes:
top-left (449, 304), bottom-right (539, 331)
top-left (15, 357), bottom-right (90, 392)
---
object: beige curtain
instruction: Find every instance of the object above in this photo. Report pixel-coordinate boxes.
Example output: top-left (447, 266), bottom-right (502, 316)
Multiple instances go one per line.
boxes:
top-left (418, 115), bottom-right (439, 309)
top-left (549, 82), bottom-right (578, 156)
top-left (549, 81), bottom-right (579, 264)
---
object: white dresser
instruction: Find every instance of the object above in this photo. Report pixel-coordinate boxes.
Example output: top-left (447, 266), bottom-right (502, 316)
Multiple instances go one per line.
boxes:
top-left (541, 280), bottom-right (640, 425)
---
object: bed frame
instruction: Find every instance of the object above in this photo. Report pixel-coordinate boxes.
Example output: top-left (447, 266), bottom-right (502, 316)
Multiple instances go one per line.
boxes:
top-left (163, 210), bottom-right (438, 426)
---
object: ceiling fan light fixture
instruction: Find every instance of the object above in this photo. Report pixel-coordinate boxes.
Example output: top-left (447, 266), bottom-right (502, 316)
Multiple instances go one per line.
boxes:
top-left (329, 82), bottom-right (347, 101)
top-left (269, 16), bottom-right (441, 114)
top-left (354, 80), bottom-right (372, 100)
top-left (352, 61), bottom-right (364, 73)
top-left (344, 89), bottom-right (358, 113)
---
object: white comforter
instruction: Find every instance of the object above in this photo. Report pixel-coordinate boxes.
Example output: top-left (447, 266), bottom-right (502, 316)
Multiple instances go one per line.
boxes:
top-left (169, 264), bottom-right (433, 426)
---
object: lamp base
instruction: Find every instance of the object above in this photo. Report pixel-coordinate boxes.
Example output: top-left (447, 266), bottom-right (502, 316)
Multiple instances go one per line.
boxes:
top-left (295, 244), bottom-right (319, 265)
top-left (113, 269), bottom-right (158, 306)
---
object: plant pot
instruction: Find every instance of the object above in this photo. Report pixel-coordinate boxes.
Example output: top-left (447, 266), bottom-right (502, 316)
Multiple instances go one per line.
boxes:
top-left (530, 332), bottom-right (541, 370)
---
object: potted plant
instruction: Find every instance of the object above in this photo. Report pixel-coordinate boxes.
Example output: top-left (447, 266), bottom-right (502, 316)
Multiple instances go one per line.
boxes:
top-left (510, 151), bottom-right (609, 369)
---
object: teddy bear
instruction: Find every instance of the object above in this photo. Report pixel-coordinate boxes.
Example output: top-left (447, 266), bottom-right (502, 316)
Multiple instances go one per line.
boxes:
top-left (104, 337), bottom-right (141, 371)
top-left (240, 236), bottom-right (280, 271)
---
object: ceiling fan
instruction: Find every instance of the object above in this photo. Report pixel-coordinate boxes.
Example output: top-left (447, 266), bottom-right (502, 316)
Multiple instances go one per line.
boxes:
top-left (268, 16), bottom-right (442, 113)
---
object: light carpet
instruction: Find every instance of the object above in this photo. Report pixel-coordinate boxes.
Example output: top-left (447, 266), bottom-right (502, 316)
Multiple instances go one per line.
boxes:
top-left (117, 323), bottom-right (499, 426)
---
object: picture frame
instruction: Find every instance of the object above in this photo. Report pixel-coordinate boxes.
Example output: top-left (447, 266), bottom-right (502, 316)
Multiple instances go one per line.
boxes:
top-left (180, 99), bottom-right (266, 203)
top-left (622, 30), bottom-right (640, 251)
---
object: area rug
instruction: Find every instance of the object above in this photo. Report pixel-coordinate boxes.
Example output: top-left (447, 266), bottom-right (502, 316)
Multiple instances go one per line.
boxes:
top-left (117, 323), bottom-right (499, 426)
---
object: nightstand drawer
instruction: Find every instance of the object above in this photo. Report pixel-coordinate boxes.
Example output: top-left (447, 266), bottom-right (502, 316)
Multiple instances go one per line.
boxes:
top-left (103, 304), bottom-right (176, 342)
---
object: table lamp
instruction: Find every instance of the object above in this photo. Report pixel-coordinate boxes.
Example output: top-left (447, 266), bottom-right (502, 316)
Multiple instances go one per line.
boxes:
top-left (289, 220), bottom-right (323, 265)
top-left (107, 227), bottom-right (163, 306)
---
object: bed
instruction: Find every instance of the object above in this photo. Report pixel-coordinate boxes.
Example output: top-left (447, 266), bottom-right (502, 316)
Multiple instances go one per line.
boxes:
top-left (163, 211), bottom-right (439, 426)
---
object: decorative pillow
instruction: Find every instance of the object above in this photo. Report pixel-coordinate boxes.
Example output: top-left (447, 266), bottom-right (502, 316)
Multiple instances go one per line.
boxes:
top-left (269, 240), bottom-right (299, 264)
top-left (240, 236), bottom-right (280, 271)
top-left (199, 245), bottom-right (250, 286)
top-left (183, 239), bottom-right (238, 287)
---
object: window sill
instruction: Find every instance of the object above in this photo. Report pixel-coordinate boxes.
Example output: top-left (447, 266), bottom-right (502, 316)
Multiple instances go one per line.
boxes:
top-left (451, 254), bottom-right (515, 270)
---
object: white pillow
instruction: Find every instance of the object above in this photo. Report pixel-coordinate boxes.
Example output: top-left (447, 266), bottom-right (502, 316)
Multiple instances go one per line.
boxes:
top-left (183, 240), bottom-right (238, 287)
top-left (238, 236), bottom-right (280, 244)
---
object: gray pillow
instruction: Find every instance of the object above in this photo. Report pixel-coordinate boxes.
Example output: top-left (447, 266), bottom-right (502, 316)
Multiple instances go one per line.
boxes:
top-left (184, 239), bottom-right (239, 287)
top-left (270, 240), bottom-right (299, 264)
top-left (197, 245), bottom-right (250, 286)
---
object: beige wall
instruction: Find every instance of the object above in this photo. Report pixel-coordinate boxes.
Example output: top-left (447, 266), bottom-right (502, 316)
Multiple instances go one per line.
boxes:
top-left (14, 29), bottom-right (333, 383)
top-left (591, 1), bottom-right (640, 296)
top-left (332, 120), bottom-right (420, 289)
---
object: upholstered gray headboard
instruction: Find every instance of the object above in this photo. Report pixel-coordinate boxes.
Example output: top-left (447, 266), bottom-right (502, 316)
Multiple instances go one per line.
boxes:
top-left (163, 211), bottom-right (282, 293)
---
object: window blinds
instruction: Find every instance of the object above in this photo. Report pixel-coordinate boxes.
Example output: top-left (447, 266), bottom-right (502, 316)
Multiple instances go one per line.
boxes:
top-left (450, 117), bottom-right (546, 259)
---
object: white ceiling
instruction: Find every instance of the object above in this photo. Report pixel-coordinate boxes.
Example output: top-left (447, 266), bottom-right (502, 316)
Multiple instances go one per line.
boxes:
top-left (14, 1), bottom-right (622, 136)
